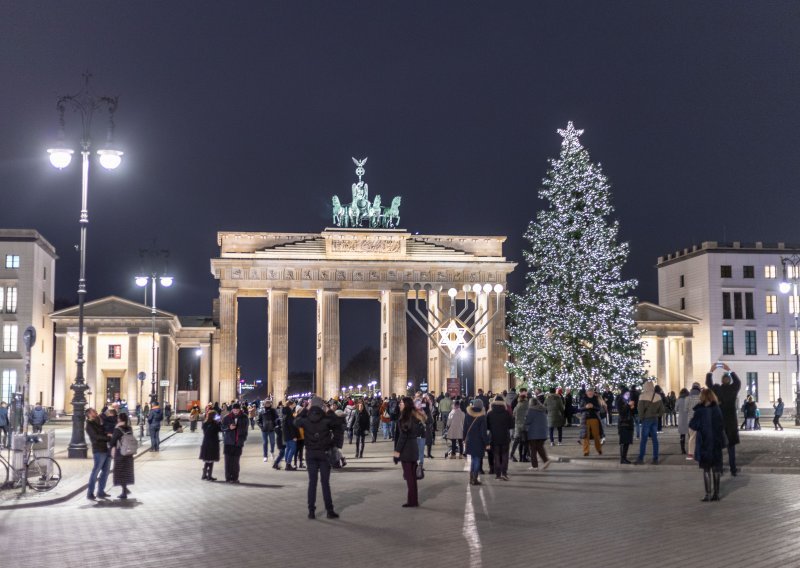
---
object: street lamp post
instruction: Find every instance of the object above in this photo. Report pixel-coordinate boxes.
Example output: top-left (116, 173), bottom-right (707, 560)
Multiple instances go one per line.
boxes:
top-left (136, 264), bottom-right (173, 406)
top-left (779, 254), bottom-right (800, 425)
top-left (49, 74), bottom-right (123, 459)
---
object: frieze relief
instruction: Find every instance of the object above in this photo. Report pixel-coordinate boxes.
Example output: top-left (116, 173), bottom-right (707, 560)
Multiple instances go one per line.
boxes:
top-left (330, 238), bottom-right (402, 254)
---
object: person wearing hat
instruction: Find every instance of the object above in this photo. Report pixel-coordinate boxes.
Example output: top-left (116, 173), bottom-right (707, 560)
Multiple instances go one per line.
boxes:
top-left (296, 396), bottom-right (342, 519)
top-left (487, 395), bottom-right (513, 480)
top-left (221, 403), bottom-right (249, 483)
top-left (463, 398), bottom-right (491, 485)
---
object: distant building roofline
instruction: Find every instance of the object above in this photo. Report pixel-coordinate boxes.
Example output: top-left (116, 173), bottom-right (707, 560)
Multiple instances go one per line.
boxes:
top-left (0, 229), bottom-right (58, 259)
top-left (658, 241), bottom-right (800, 267)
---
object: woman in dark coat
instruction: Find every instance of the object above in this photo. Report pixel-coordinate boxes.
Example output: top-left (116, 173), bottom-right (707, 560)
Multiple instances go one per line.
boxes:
top-left (353, 400), bottom-right (371, 459)
top-left (616, 388), bottom-right (634, 464)
top-left (463, 399), bottom-right (491, 486)
top-left (199, 409), bottom-right (221, 481)
top-left (393, 396), bottom-right (420, 508)
top-left (110, 413), bottom-right (135, 499)
top-left (487, 395), bottom-right (514, 480)
top-left (689, 389), bottom-right (726, 502)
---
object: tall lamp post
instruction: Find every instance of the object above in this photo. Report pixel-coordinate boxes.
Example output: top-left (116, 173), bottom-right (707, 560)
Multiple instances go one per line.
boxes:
top-left (48, 74), bottom-right (123, 459)
top-left (779, 254), bottom-right (800, 425)
top-left (136, 264), bottom-right (173, 406)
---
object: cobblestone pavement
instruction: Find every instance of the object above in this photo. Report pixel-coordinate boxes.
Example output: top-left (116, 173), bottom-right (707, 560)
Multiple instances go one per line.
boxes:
top-left (1, 422), bottom-right (800, 567)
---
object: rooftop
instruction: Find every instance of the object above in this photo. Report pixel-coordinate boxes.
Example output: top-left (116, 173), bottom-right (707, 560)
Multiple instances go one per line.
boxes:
top-left (658, 241), bottom-right (800, 266)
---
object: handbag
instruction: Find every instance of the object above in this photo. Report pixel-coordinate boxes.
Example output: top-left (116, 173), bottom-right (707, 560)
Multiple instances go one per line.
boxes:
top-left (415, 463), bottom-right (425, 480)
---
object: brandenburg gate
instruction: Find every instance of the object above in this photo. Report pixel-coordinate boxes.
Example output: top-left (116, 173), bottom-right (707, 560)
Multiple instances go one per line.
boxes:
top-left (210, 160), bottom-right (516, 400)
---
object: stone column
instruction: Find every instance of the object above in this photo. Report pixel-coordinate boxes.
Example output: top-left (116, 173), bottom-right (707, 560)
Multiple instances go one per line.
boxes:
top-left (87, 330), bottom-right (98, 408)
top-left (268, 289), bottom-right (289, 399)
top-left (489, 292), bottom-right (509, 394)
top-left (683, 336), bottom-right (694, 389)
top-left (127, 330), bottom-right (139, 407)
top-left (474, 291), bottom-right (489, 395)
top-left (381, 290), bottom-right (408, 396)
top-left (656, 335), bottom-right (667, 384)
top-left (426, 291), bottom-right (452, 396)
top-left (316, 290), bottom-right (340, 399)
top-left (53, 331), bottom-right (67, 414)
top-left (159, 334), bottom-right (170, 404)
top-left (218, 288), bottom-right (238, 403)
top-left (200, 341), bottom-right (211, 405)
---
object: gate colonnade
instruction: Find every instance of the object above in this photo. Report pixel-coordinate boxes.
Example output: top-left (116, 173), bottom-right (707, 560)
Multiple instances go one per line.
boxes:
top-left (211, 228), bottom-right (516, 401)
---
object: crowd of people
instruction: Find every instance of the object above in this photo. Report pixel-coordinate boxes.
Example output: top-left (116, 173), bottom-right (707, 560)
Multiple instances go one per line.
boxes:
top-left (77, 363), bottom-right (768, 509)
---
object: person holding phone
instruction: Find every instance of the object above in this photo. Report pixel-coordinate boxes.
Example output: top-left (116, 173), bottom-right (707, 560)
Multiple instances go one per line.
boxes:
top-left (221, 403), bottom-right (249, 483)
top-left (706, 363), bottom-right (741, 475)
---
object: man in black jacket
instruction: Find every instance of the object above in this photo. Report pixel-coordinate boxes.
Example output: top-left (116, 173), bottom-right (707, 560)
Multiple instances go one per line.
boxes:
top-left (85, 408), bottom-right (111, 500)
top-left (221, 403), bottom-right (249, 483)
top-left (706, 363), bottom-right (741, 475)
top-left (296, 396), bottom-right (343, 519)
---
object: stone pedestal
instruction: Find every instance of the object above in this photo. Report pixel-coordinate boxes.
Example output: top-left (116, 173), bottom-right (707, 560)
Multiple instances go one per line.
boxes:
top-left (268, 289), bottom-right (289, 398)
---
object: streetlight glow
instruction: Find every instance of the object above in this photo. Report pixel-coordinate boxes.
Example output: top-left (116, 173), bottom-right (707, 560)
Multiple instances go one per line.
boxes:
top-left (159, 276), bottom-right (174, 287)
top-left (97, 148), bottom-right (123, 170)
top-left (780, 281), bottom-right (791, 294)
top-left (135, 276), bottom-right (149, 287)
top-left (48, 147), bottom-right (74, 169)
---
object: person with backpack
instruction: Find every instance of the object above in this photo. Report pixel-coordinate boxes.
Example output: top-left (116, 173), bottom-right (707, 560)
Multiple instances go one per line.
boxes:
top-left (110, 413), bottom-right (135, 500)
top-left (258, 399), bottom-right (278, 461)
top-left (29, 403), bottom-right (48, 433)
top-left (147, 401), bottom-right (163, 451)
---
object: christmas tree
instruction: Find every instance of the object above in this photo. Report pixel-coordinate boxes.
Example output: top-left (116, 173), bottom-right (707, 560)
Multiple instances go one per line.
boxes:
top-left (506, 122), bottom-right (645, 391)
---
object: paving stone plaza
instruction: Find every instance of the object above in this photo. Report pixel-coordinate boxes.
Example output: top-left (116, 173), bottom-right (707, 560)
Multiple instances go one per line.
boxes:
top-left (2, 421), bottom-right (799, 567)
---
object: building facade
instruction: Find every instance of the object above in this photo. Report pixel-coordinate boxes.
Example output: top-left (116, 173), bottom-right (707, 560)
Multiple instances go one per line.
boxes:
top-left (658, 241), bottom-right (800, 409)
top-left (0, 230), bottom-right (56, 406)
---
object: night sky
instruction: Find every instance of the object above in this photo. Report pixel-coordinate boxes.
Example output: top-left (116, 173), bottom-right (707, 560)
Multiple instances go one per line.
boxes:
top-left (3, 2), bottom-right (799, 382)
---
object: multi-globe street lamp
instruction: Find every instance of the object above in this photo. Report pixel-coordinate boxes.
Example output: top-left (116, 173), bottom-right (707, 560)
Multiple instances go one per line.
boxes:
top-left (48, 74), bottom-right (123, 459)
top-left (779, 254), bottom-right (800, 425)
top-left (135, 269), bottom-right (173, 405)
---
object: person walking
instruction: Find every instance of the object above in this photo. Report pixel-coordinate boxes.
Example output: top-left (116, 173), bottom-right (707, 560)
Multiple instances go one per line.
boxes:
top-left (463, 398), bottom-right (490, 485)
top-left (438, 392), bottom-right (452, 431)
top-left (616, 388), bottom-right (635, 464)
top-left (296, 396), bottom-right (342, 519)
top-left (109, 412), bottom-right (135, 500)
top-left (487, 394), bottom-right (513, 480)
top-left (189, 405), bottom-right (200, 432)
top-left (0, 401), bottom-right (9, 448)
top-left (447, 401), bottom-right (466, 458)
top-left (743, 396), bottom-right (757, 431)
top-left (773, 398), bottom-right (785, 430)
top-left (257, 400), bottom-right (278, 461)
top-left (199, 409), bottom-right (221, 481)
top-left (525, 396), bottom-right (551, 471)
top-left (544, 388), bottom-right (565, 446)
top-left (379, 398), bottom-right (392, 439)
top-left (635, 381), bottom-right (664, 465)
top-left (368, 398), bottom-right (380, 443)
top-left (706, 363), bottom-right (741, 475)
top-left (686, 382), bottom-right (702, 460)
top-left (675, 388), bottom-right (691, 455)
top-left (164, 402), bottom-right (172, 425)
top-left (689, 388), bottom-right (726, 502)
top-left (85, 408), bottom-right (111, 500)
top-left (221, 403), bottom-right (248, 483)
top-left (581, 386), bottom-right (603, 457)
top-left (393, 396), bottom-right (421, 507)
top-left (353, 400), bottom-right (370, 458)
top-left (147, 401), bottom-right (163, 451)
top-left (511, 389), bottom-right (530, 462)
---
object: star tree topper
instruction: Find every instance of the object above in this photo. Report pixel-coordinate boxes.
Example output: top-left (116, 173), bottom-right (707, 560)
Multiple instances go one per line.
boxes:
top-left (557, 121), bottom-right (584, 150)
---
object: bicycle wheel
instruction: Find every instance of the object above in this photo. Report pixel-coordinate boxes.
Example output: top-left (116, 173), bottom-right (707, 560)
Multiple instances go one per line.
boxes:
top-left (25, 457), bottom-right (61, 492)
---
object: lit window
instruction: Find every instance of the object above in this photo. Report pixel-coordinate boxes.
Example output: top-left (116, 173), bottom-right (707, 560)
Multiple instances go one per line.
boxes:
top-left (2, 324), bottom-right (18, 352)
top-left (722, 330), bottom-right (734, 355)
top-left (767, 330), bottom-right (779, 355)
top-left (792, 331), bottom-right (799, 355)
top-left (790, 295), bottom-right (800, 315)
top-left (108, 345), bottom-right (122, 359)
top-left (0, 287), bottom-right (3, 313)
top-left (4, 255), bottom-right (19, 269)
top-left (765, 265), bottom-right (776, 279)
top-left (746, 372), bottom-right (758, 401)
top-left (790, 266), bottom-right (799, 280)
top-left (769, 372), bottom-right (781, 404)
top-left (5, 286), bottom-right (17, 314)
top-left (1, 369), bottom-right (16, 403)
top-left (766, 294), bottom-right (778, 314)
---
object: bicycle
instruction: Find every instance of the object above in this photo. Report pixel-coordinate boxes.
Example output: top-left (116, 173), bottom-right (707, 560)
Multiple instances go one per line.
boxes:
top-left (0, 435), bottom-right (62, 492)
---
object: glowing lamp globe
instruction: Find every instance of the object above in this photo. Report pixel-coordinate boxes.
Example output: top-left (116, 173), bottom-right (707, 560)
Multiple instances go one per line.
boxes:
top-left (135, 276), bottom-right (149, 287)
top-left (780, 282), bottom-right (792, 294)
top-left (159, 276), bottom-right (174, 287)
top-left (48, 147), bottom-right (74, 169)
top-left (97, 148), bottom-right (123, 170)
